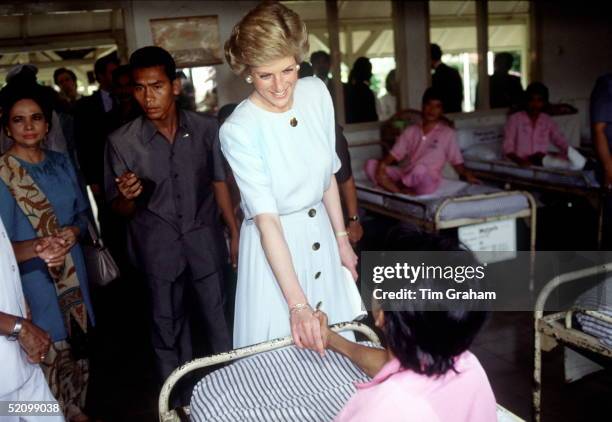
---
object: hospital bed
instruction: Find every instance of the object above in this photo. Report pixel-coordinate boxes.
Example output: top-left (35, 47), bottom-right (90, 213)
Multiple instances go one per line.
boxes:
top-left (158, 321), bottom-right (526, 422)
top-left (452, 109), bottom-right (608, 247)
top-left (345, 122), bottom-right (537, 254)
top-left (533, 263), bottom-right (612, 422)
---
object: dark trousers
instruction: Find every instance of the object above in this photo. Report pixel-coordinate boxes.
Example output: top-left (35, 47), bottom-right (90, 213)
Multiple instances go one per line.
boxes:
top-left (147, 269), bottom-right (231, 407)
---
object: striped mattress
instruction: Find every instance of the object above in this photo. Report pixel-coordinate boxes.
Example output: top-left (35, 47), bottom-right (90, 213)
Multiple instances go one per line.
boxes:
top-left (190, 344), bottom-right (372, 421)
top-left (190, 343), bottom-right (524, 422)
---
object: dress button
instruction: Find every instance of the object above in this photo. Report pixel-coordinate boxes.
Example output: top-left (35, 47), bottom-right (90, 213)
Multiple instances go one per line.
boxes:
top-left (314, 271), bottom-right (321, 279)
top-left (308, 208), bottom-right (316, 218)
top-left (312, 242), bottom-right (320, 251)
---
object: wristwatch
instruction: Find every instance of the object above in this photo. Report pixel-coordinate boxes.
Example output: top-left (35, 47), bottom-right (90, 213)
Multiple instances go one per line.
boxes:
top-left (348, 215), bottom-right (360, 223)
top-left (7, 317), bottom-right (23, 341)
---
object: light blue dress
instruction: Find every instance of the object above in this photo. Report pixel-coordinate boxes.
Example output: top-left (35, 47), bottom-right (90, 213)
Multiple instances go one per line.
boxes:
top-left (220, 77), bottom-right (360, 347)
top-left (0, 150), bottom-right (95, 342)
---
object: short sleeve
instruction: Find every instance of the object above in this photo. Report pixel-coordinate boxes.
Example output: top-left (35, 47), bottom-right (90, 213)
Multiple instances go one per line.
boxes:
top-left (390, 126), bottom-right (416, 161)
top-left (220, 121), bottom-right (278, 218)
top-left (317, 77), bottom-right (342, 175)
top-left (446, 129), bottom-right (464, 165)
top-left (590, 76), bottom-right (612, 124)
top-left (0, 182), bottom-right (17, 239)
top-left (104, 138), bottom-right (129, 203)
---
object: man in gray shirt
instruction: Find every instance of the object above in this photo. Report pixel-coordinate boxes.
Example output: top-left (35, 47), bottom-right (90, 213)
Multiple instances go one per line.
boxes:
top-left (104, 47), bottom-right (238, 406)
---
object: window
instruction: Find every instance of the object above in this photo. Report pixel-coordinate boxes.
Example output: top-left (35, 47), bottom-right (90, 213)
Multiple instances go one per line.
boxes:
top-left (283, 0), bottom-right (397, 123)
top-left (429, 0), bottom-right (531, 111)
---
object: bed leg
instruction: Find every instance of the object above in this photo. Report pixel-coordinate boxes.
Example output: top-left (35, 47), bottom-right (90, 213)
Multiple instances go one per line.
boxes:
top-left (533, 320), bottom-right (542, 422)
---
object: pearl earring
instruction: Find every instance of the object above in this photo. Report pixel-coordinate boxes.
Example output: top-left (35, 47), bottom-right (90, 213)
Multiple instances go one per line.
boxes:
top-left (245, 75), bottom-right (253, 84)
top-left (296, 64), bottom-right (301, 71)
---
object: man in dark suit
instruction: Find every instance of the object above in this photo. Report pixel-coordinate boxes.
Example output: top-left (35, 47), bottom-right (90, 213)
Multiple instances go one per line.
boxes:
top-left (74, 53), bottom-right (120, 198)
top-left (430, 44), bottom-right (464, 113)
top-left (489, 52), bottom-right (524, 109)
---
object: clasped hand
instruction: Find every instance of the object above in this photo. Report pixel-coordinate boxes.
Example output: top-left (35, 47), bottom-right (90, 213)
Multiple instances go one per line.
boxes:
top-left (35, 230), bottom-right (76, 268)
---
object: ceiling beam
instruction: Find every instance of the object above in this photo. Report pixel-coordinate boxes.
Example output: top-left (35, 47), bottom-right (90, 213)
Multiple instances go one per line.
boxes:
top-left (0, 2), bottom-right (122, 16)
top-left (0, 58), bottom-right (96, 71)
top-left (0, 31), bottom-right (117, 54)
top-left (353, 29), bottom-right (384, 58)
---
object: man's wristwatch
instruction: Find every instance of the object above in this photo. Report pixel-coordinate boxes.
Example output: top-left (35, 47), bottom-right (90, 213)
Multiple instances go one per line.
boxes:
top-left (7, 317), bottom-right (23, 341)
top-left (348, 215), bottom-right (360, 223)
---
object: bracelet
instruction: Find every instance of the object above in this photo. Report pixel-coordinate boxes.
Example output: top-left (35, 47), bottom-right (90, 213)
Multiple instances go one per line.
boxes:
top-left (289, 303), bottom-right (311, 315)
top-left (348, 215), bottom-right (360, 222)
top-left (335, 231), bottom-right (349, 238)
top-left (7, 317), bottom-right (23, 341)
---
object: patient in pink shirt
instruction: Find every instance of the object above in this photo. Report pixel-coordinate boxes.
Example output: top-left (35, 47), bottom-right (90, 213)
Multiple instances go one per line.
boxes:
top-left (365, 88), bottom-right (479, 195)
top-left (503, 82), bottom-right (569, 166)
top-left (316, 230), bottom-right (497, 422)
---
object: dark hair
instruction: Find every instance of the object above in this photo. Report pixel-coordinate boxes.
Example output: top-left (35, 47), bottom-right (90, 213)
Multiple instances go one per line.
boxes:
top-left (377, 228), bottom-right (488, 377)
top-left (431, 43), bottom-right (443, 61)
top-left (218, 103), bottom-right (238, 125)
top-left (0, 83), bottom-right (53, 135)
top-left (349, 56), bottom-right (372, 84)
top-left (53, 68), bottom-right (77, 85)
top-left (112, 64), bottom-right (132, 86)
top-left (94, 53), bottom-right (120, 78)
top-left (493, 52), bottom-right (513, 73)
top-left (298, 61), bottom-right (314, 78)
top-left (310, 50), bottom-right (330, 63)
top-left (422, 87), bottom-right (444, 106)
top-left (525, 82), bottom-right (549, 104)
top-left (129, 46), bottom-right (176, 81)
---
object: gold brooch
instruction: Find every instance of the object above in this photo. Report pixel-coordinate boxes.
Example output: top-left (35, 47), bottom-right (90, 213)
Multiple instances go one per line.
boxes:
top-left (290, 117), bottom-right (298, 127)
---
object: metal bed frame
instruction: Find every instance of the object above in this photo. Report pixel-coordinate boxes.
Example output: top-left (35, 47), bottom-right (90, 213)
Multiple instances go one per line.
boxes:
top-left (533, 263), bottom-right (612, 422)
top-left (465, 157), bottom-right (607, 247)
top-left (158, 321), bottom-right (526, 422)
top-left (356, 183), bottom-right (538, 253)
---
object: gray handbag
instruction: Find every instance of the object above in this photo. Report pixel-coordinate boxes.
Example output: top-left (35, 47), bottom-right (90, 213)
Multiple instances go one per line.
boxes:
top-left (83, 222), bottom-right (120, 286)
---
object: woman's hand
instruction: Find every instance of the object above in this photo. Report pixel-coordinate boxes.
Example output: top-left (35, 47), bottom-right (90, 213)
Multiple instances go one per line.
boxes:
top-left (57, 226), bottom-right (79, 249)
top-left (290, 306), bottom-right (325, 356)
top-left (338, 237), bottom-right (358, 280)
top-left (34, 236), bottom-right (70, 268)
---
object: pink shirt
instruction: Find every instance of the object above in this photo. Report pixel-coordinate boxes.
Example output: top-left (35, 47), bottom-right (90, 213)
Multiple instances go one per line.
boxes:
top-left (335, 352), bottom-right (497, 422)
top-left (503, 111), bottom-right (568, 159)
top-left (390, 123), bottom-right (464, 176)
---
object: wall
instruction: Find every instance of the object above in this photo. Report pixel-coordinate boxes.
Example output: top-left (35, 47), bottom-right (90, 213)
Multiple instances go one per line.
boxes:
top-left (123, 0), bottom-right (259, 107)
top-left (537, 1), bottom-right (612, 138)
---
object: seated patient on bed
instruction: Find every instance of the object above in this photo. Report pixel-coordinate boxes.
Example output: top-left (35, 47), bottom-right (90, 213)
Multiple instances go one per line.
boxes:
top-left (315, 230), bottom-right (496, 422)
top-left (503, 82), bottom-right (569, 166)
top-left (365, 88), bottom-right (479, 195)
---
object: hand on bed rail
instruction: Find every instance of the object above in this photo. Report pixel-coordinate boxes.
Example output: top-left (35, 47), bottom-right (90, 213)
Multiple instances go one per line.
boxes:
top-left (290, 302), bottom-right (326, 357)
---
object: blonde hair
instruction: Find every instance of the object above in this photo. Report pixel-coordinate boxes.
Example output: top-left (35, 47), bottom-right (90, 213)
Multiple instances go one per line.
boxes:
top-left (225, 2), bottom-right (309, 77)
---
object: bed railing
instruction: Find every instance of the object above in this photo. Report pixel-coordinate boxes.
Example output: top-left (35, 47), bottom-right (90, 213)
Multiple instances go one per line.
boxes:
top-left (158, 322), bottom-right (380, 422)
top-left (533, 263), bottom-right (612, 422)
